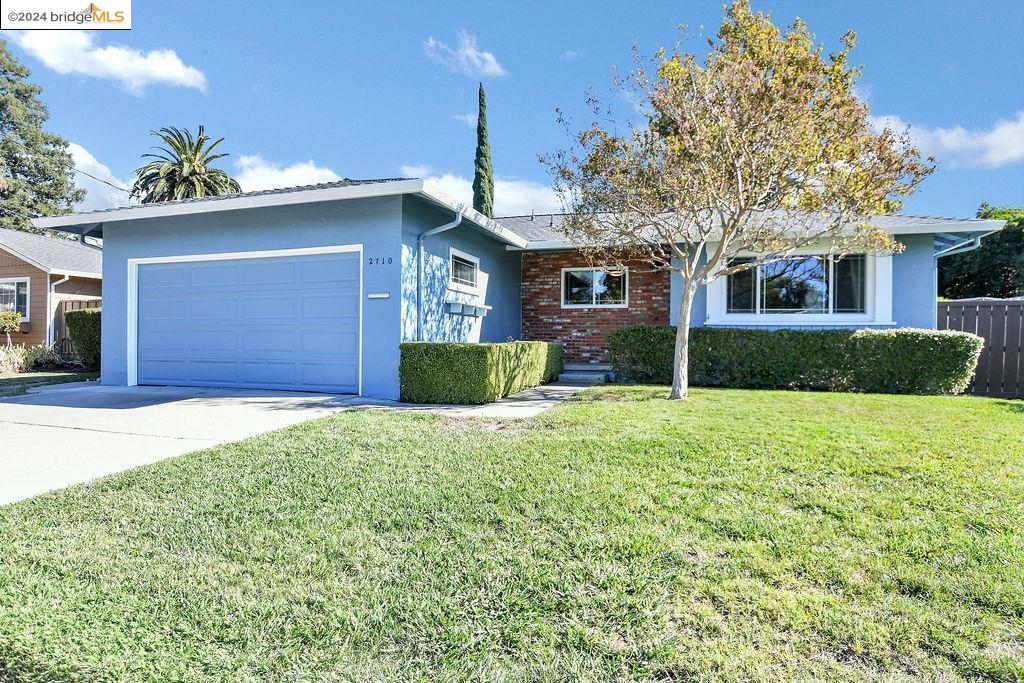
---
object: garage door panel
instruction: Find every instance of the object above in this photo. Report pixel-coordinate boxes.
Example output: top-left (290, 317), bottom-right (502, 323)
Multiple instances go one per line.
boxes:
top-left (242, 329), bottom-right (298, 353)
top-left (301, 362), bottom-right (358, 388)
top-left (144, 265), bottom-right (188, 288)
top-left (243, 260), bottom-right (298, 285)
top-left (240, 295), bottom-right (299, 318)
top-left (302, 256), bottom-right (359, 283)
top-left (301, 328), bottom-right (358, 353)
top-left (302, 294), bottom-right (359, 318)
top-left (238, 361), bottom-right (297, 386)
top-left (189, 262), bottom-right (238, 286)
top-left (137, 250), bottom-right (360, 394)
top-left (189, 297), bottom-right (239, 319)
top-left (189, 329), bottom-right (239, 353)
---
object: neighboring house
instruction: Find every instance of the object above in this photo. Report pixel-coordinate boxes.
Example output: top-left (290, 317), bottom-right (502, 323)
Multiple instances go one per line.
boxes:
top-left (0, 228), bottom-right (102, 349)
top-left (34, 179), bottom-right (1002, 399)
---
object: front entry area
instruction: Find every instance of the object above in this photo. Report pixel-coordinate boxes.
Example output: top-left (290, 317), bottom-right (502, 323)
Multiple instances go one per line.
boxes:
top-left (133, 248), bottom-right (361, 394)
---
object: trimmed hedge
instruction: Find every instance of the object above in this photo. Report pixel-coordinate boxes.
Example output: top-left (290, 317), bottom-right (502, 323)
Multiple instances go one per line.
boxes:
top-left (608, 325), bottom-right (983, 395)
top-left (65, 308), bottom-right (101, 370)
top-left (400, 341), bottom-right (563, 404)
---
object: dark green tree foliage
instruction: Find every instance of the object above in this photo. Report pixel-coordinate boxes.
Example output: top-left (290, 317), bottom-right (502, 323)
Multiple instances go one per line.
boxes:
top-left (471, 83), bottom-right (494, 217)
top-left (0, 40), bottom-right (83, 232)
top-left (132, 126), bottom-right (241, 203)
top-left (939, 204), bottom-right (1024, 299)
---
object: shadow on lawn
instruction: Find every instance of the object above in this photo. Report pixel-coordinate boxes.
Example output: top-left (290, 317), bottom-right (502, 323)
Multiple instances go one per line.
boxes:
top-left (995, 399), bottom-right (1024, 414)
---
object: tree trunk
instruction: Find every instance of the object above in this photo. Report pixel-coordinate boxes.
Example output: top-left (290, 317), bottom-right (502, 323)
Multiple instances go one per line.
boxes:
top-left (670, 282), bottom-right (697, 400)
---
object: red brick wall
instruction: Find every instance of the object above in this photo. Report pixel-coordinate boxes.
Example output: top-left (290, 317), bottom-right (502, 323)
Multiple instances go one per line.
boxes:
top-left (521, 250), bottom-right (670, 364)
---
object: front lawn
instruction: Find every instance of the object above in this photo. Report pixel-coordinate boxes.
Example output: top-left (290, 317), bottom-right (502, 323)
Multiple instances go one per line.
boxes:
top-left (0, 371), bottom-right (98, 397)
top-left (0, 387), bottom-right (1021, 681)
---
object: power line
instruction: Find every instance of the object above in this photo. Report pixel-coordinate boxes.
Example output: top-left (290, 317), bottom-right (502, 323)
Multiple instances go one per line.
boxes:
top-left (72, 167), bottom-right (132, 194)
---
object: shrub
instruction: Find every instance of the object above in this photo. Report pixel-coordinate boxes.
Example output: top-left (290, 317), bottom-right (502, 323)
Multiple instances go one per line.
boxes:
top-left (607, 325), bottom-right (983, 395)
top-left (0, 345), bottom-right (28, 374)
top-left (400, 341), bottom-right (563, 404)
top-left (0, 309), bottom-right (21, 346)
top-left (25, 343), bottom-right (80, 371)
top-left (65, 308), bottom-right (101, 370)
top-left (848, 328), bottom-right (984, 395)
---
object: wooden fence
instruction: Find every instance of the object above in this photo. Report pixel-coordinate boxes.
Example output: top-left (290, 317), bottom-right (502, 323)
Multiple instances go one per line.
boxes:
top-left (938, 299), bottom-right (1023, 399)
top-left (55, 299), bottom-right (101, 356)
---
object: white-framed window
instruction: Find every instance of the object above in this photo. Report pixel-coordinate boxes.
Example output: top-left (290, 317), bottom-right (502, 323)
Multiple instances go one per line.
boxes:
top-left (449, 247), bottom-right (480, 293)
top-left (561, 267), bottom-right (628, 308)
top-left (726, 254), bottom-right (867, 315)
top-left (0, 277), bottom-right (30, 322)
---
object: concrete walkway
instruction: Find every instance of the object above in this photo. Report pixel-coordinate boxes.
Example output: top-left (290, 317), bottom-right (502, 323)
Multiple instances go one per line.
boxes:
top-left (0, 381), bottom-right (590, 505)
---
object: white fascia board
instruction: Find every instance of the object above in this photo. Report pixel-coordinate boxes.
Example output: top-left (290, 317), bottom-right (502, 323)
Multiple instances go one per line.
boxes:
top-left (884, 219), bottom-right (1006, 235)
top-left (32, 180), bottom-right (425, 230)
top-left (508, 219), bottom-right (1009, 251)
top-left (51, 269), bottom-right (102, 279)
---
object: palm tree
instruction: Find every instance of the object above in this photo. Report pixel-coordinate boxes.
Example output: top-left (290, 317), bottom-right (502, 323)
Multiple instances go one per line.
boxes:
top-left (131, 126), bottom-right (241, 203)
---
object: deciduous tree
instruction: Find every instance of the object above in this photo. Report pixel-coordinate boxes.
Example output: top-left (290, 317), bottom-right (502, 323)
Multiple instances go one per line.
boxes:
top-left (546, 0), bottom-right (933, 398)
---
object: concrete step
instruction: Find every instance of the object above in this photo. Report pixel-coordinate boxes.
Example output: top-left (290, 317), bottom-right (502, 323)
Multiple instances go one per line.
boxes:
top-left (563, 363), bottom-right (611, 373)
top-left (558, 370), bottom-right (608, 385)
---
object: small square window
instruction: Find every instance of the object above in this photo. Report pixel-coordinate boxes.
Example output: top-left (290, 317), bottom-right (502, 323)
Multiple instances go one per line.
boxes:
top-left (450, 251), bottom-right (479, 289)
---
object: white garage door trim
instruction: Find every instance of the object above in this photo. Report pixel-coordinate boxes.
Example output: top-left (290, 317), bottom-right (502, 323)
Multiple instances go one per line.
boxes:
top-left (127, 244), bottom-right (363, 394)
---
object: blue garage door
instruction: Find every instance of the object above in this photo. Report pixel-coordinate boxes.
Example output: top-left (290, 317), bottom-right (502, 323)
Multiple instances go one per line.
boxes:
top-left (137, 251), bottom-right (360, 393)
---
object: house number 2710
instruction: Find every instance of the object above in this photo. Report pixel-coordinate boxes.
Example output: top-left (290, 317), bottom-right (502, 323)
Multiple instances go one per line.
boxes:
top-left (367, 257), bottom-right (393, 265)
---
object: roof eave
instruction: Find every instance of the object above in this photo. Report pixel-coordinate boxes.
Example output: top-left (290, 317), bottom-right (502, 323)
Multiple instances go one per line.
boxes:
top-left (32, 179), bottom-right (425, 231)
top-left (30, 178), bottom-right (529, 249)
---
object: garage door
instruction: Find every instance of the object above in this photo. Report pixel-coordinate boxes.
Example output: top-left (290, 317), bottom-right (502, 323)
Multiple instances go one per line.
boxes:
top-left (136, 250), bottom-right (360, 393)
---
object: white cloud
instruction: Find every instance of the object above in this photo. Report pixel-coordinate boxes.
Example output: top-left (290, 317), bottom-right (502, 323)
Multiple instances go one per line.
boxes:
top-left (68, 143), bottom-right (133, 211)
top-left (451, 113), bottom-right (478, 127)
top-left (424, 30), bottom-right (506, 77)
top-left (870, 111), bottom-right (1024, 169)
top-left (234, 156), bottom-right (342, 192)
top-left (420, 172), bottom-right (560, 216)
top-left (399, 164), bottom-right (431, 178)
top-left (562, 49), bottom-right (584, 62)
top-left (5, 30), bottom-right (206, 95)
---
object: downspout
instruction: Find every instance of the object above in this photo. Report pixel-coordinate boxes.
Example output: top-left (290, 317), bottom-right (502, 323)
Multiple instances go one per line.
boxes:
top-left (417, 211), bottom-right (462, 341)
top-left (48, 273), bottom-right (70, 345)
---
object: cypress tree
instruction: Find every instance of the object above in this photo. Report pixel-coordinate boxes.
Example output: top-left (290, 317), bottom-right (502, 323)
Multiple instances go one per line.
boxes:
top-left (0, 40), bottom-right (83, 231)
top-left (472, 83), bottom-right (494, 217)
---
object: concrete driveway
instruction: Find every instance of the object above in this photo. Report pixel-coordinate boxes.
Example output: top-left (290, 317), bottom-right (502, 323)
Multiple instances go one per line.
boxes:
top-left (0, 383), bottom-right (349, 506)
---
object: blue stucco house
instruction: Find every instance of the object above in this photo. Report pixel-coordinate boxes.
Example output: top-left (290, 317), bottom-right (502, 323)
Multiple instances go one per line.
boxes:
top-left (35, 178), bottom-right (1003, 399)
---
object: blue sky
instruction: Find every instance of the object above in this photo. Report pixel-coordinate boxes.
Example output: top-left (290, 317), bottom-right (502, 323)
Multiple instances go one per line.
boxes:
top-left (4, 0), bottom-right (1023, 217)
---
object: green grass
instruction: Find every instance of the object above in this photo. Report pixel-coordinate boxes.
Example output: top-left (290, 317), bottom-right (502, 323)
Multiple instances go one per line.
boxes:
top-left (0, 371), bottom-right (98, 397)
top-left (0, 387), bottom-right (1021, 682)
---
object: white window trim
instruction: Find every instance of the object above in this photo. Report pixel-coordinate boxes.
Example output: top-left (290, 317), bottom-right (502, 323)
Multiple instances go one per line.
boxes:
top-left (448, 247), bottom-right (480, 295)
top-left (0, 277), bottom-right (31, 323)
top-left (705, 251), bottom-right (895, 326)
top-left (560, 266), bottom-right (629, 309)
top-left (126, 244), bottom-right (364, 393)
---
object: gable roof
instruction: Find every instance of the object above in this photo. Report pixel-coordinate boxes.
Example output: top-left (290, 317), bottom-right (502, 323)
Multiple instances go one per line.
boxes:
top-left (0, 228), bottom-right (102, 278)
top-left (32, 178), bottom-right (529, 249)
top-left (494, 212), bottom-right (1006, 248)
